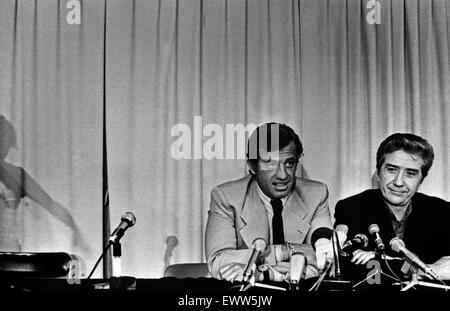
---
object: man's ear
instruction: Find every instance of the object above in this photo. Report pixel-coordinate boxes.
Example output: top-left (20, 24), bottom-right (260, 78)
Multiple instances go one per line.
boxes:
top-left (247, 160), bottom-right (257, 175)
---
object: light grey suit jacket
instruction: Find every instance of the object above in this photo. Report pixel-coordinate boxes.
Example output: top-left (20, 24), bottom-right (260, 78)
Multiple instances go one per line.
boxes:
top-left (205, 174), bottom-right (332, 279)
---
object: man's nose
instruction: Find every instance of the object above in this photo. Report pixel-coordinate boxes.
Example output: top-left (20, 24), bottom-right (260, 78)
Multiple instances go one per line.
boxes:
top-left (393, 171), bottom-right (405, 186)
top-left (275, 163), bottom-right (288, 179)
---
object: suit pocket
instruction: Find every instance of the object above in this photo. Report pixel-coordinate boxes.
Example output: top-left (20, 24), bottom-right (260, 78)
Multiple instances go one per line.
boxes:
top-left (288, 220), bottom-right (310, 244)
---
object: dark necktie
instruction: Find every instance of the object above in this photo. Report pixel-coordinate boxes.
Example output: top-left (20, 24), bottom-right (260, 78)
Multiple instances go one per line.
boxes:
top-left (271, 199), bottom-right (285, 244)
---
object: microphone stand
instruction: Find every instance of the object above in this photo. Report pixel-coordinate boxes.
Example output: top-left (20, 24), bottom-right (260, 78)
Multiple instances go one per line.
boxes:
top-left (333, 231), bottom-right (342, 280)
top-left (310, 231), bottom-right (351, 291)
top-left (109, 241), bottom-right (136, 290)
top-left (239, 280), bottom-right (286, 292)
top-left (87, 240), bottom-right (135, 290)
top-left (309, 234), bottom-right (338, 291)
top-left (352, 252), bottom-right (399, 290)
top-left (110, 241), bottom-right (122, 289)
top-left (236, 271), bottom-right (286, 292)
top-left (289, 281), bottom-right (300, 291)
top-left (400, 262), bottom-right (449, 291)
top-left (112, 241), bottom-right (122, 277)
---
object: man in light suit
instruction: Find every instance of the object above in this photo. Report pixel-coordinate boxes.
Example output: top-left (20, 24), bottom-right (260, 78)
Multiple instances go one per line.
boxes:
top-left (205, 123), bottom-right (334, 282)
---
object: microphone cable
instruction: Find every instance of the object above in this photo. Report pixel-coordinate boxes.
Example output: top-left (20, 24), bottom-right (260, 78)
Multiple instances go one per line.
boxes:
top-left (382, 254), bottom-right (404, 290)
top-left (87, 242), bottom-right (113, 279)
top-left (309, 229), bottom-right (342, 291)
top-left (308, 260), bottom-right (332, 291)
top-left (383, 255), bottom-right (448, 290)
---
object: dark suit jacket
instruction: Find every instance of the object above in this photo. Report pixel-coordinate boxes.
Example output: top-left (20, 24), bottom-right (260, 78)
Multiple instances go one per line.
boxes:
top-left (334, 189), bottom-right (450, 264)
top-left (205, 174), bottom-right (332, 279)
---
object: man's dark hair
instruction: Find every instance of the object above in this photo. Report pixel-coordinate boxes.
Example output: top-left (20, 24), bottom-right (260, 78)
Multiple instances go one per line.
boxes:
top-left (376, 133), bottom-right (434, 178)
top-left (246, 122), bottom-right (303, 172)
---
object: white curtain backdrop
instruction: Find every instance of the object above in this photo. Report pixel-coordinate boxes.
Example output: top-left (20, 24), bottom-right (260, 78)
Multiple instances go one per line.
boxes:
top-left (0, 0), bottom-right (104, 276)
top-left (1, 0), bottom-right (449, 278)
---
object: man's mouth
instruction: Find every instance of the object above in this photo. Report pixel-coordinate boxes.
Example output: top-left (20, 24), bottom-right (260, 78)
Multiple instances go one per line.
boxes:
top-left (388, 188), bottom-right (407, 195)
top-left (273, 181), bottom-right (289, 191)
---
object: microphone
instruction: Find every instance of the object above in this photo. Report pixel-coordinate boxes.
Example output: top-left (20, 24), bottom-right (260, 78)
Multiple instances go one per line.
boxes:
top-left (390, 237), bottom-right (440, 281)
top-left (340, 234), bottom-right (369, 257)
top-left (109, 212), bottom-right (137, 244)
top-left (289, 252), bottom-right (306, 290)
top-left (243, 238), bottom-right (267, 283)
top-left (332, 225), bottom-right (348, 278)
top-left (368, 224), bottom-right (385, 253)
top-left (334, 224), bottom-right (349, 247)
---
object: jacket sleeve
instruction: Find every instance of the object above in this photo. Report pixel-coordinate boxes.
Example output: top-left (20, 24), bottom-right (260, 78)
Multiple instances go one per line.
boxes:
top-left (333, 198), bottom-right (349, 228)
top-left (438, 201), bottom-right (450, 257)
top-left (306, 183), bottom-right (333, 245)
top-left (205, 186), bottom-right (252, 279)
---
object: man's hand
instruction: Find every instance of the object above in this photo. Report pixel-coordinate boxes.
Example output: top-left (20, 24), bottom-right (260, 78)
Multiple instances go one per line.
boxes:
top-left (314, 238), bottom-right (334, 271)
top-left (417, 256), bottom-right (450, 280)
top-left (351, 249), bottom-right (376, 265)
top-left (219, 263), bottom-right (246, 282)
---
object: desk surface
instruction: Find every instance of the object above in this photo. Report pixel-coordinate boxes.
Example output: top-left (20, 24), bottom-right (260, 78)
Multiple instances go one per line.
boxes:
top-left (2, 276), bottom-right (446, 292)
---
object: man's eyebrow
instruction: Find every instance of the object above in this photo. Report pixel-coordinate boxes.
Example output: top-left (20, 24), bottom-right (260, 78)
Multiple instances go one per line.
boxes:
top-left (285, 157), bottom-right (297, 161)
top-left (384, 163), bottom-right (399, 168)
top-left (405, 168), bottom-right (420, 173)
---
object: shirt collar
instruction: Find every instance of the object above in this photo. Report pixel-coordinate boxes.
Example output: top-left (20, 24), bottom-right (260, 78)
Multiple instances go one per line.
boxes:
top-left (386, 201), bottom-right (413, 223)
top-left (255, 182), bottom-right (290, 208)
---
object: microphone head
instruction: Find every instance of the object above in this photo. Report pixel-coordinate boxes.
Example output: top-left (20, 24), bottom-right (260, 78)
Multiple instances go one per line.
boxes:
top-left (390, 237), bottom-right (405, 253)
top-left (335, 224), bottom-right (349, 235)
top-left (122, 212), bottom-right (137, 226)
top-left (355, 234), bottom-right (369, 247)
top-left (252, 238), bottom-right (267, 252)
top-left (289, 252), bottom-right (306, 285)
top-left (368, 224), bottom-right (380, 234)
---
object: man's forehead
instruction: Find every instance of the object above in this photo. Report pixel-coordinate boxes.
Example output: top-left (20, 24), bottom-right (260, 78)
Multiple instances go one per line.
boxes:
top-left (259, 146), bottom-right (297, 161)
top-left (383, 150), bottom-right (424, 169)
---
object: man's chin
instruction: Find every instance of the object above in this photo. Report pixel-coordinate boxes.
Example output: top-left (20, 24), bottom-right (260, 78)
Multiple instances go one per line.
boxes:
top-left (270, 188), bottom-right (293, 199)
top-left (385, 197), bottom-right (410, 208)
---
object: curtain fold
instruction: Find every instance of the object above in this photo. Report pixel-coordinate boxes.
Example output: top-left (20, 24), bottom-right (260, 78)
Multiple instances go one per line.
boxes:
top-left (0, 0), bottom-right (104, 277)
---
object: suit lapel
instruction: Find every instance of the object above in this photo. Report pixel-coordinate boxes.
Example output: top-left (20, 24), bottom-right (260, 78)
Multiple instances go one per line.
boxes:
top-left (284, 189), bottom-right (310, 243)
top-left (239, 181), bottom-right (270, 248)
top-left (404, 194), bottom-right (428, 251)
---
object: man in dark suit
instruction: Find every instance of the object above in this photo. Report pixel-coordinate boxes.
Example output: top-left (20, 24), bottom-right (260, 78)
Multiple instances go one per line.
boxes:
top-left (205, 123), bottom-right (334, 282)
top-left (334, 133), bottom-right (450, 281)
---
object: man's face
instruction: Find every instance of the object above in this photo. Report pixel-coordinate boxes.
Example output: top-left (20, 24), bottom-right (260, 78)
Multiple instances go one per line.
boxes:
top-left (252, 141), bottom-right (298, 200)
top-left (378, 149), bottom-right (424, 208)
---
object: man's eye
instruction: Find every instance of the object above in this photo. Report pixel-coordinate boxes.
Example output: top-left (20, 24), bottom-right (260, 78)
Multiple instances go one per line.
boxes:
top-left (406, 171), bottom-right (418, 177)
top-left (285, 161), bottom-right (295, 168)
top-left (386, 167), bottom-right (397, 173)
